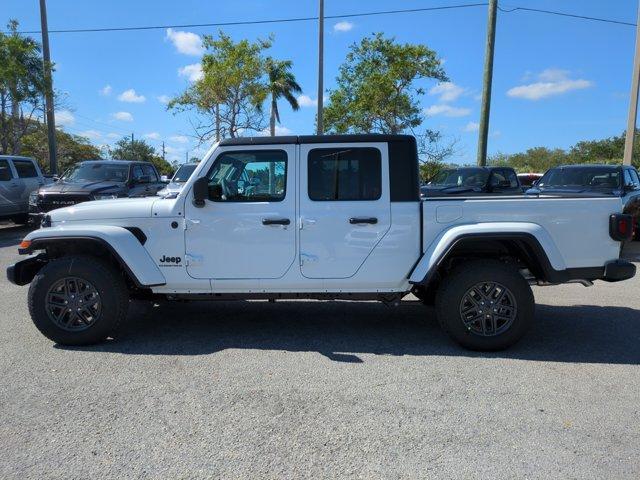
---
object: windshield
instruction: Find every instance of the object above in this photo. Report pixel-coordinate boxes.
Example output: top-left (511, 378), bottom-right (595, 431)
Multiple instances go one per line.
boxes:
top-left (62, 163), bottom-right (129, 183)
top-left (172, 164), bottom-right (197, 182)
top-left (538, 167), bottom-right (620, 190)
top-left (430, 168), bottom-right (489, 187)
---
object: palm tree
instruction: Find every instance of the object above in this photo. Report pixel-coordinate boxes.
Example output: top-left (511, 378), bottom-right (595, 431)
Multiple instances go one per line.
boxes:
top-left (266, 58), bottom-right (302, 137)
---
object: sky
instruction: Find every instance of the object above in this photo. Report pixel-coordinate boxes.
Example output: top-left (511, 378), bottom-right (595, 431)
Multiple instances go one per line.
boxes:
top-left (3, 0), bottom-right (639, 165)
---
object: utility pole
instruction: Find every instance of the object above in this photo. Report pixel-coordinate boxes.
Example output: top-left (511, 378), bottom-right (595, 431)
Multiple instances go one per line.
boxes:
top-left (162, 141), bottom-right (166, 161)
top-left (39, 0), bottom-right (57, 174)
top-left (316, 0), bottom-right (324, 135)
top-left (131, 132), bottom-right (134, 144)
top-left (476, 0), bottom-right (498, 166)
top-left (623, 3), bottom-right (640, 165)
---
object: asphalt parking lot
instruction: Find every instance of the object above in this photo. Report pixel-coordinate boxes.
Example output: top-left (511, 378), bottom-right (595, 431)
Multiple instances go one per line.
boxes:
top-left (0, 223), bottom-right (639, 479)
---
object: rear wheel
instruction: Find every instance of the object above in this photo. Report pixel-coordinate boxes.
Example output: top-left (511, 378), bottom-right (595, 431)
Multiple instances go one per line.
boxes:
top-left (435, 260), bottom-right (534, 351)
top-left (28, 255), bottom-right (129, 345)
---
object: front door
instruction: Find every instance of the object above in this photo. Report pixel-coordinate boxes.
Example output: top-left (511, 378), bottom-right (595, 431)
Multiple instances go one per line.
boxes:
top-left (299, 143), bottom-right (391, 279)
top-left (184, 145), bottom-right (296, 280)
top-left (10, 159), bottom-right (44, 212)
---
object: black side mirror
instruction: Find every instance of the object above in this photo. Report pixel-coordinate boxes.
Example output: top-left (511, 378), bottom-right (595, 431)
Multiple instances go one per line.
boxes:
top-left (208, 183), bottom-right (223, 200)
top-left (624, 183), bottom-right (638, 192)
top-left (192, 177), bottom-right (209, 207)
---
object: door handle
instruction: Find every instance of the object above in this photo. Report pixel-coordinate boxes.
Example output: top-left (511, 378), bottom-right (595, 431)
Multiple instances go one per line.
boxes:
top-left (349, 217), bottom-right (378, 225)
top-left (262, 218), bottom-right (290, 226)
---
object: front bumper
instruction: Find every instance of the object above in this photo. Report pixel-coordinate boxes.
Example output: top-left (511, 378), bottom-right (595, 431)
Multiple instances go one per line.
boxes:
top-left (6, 254), bottom-right (48, 286)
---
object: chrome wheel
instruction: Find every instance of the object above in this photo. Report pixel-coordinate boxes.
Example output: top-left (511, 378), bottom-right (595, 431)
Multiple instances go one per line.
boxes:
top-left (45, 277), bottom-right (102, 331)
top-left (459, 281), bottom-right (517, 337)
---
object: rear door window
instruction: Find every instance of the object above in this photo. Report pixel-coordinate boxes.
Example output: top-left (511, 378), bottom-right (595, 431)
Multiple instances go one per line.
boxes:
top-left (307, 148), bottom-right (382, 201)
top-left (13, 160), bottom-right (38, 178)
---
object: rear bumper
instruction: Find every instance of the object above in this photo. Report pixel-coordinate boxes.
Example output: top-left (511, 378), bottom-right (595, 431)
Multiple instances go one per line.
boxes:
top-left (602, 259), bottom-right (636, 282)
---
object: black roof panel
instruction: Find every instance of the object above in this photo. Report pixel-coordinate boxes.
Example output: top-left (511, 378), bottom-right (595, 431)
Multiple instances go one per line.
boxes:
top-left (219, 134), bottom-right (415, 146)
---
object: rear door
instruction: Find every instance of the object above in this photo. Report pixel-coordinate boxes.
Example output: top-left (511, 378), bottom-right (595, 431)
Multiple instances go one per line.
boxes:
top-left (299, 142), bottom-right (391, 279)
top-left (0, 159), bottom-right (21, 216)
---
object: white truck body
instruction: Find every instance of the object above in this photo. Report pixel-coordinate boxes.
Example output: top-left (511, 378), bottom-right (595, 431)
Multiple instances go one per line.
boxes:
top-left (9, 135), bottom-right (635, 350)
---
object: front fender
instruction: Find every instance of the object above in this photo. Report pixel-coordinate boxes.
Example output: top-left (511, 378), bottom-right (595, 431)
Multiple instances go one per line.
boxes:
top-left (409, 222), bottom-right (566, 285)
top-left (18, 225), bottom-right (166, 287)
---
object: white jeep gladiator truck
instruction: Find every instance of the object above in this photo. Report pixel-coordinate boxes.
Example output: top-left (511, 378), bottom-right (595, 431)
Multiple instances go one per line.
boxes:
top-left (7, 135), bottom-right (636, 350)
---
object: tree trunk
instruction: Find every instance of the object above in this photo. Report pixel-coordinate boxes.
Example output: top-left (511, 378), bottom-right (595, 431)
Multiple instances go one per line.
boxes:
top-left (270, 96), bottom-right (276, 137)
top-left (10, 91), bottom-right (20, 155)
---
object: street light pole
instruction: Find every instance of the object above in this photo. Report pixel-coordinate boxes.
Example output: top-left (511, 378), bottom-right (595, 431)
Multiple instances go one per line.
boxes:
top-left (476, 0), bottom-right (498, 166)
top-left (623, 3), bottom-right (640, 166)
top-left (39, 0), bottom-right (57, 174)
top-left (316, 0), bottom-right (324, 135)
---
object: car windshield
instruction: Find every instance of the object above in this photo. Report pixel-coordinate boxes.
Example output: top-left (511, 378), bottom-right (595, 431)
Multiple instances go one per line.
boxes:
top-left (62, 163), bottom-right (129, 183)
top-left (429, 168), bottom-right (489, 187)
top-left (172, 164), bottom-right (197, 182)
top-left (537, 167), bottom-right (620, 190)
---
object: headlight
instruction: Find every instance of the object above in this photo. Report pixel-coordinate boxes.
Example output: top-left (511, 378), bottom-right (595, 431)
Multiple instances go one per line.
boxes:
top-left (92, 194), bottom-right (118, 200)
top-left (29, 191), bottom-right (39, 206)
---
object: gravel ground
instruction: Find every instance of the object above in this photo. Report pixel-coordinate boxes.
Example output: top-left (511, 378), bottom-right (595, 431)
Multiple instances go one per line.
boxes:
top-left (0, 223), bottom-right (639, 479)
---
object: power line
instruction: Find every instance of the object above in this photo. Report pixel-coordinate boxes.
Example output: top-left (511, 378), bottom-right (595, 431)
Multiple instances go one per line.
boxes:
top-left (8, 3), bottom-right (637, 35)
top-left (12, 4), bottom-right (489, 34)
top-left (498, 5), bottom-right (636, 27)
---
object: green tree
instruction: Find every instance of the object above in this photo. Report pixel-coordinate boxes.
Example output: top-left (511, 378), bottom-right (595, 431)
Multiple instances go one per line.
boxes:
top-left (265, 58), bottom-right (301, 136)
top-left (169, 31), bottom-right (271, 140)
top-left (21, 124), bottom-right (102, 174)
top-left (324, 33), bottom-right (447, 134)
top-left (109, 136), bottom-right (173, 175)
top-left (0, 20), bottom-right (47, 155)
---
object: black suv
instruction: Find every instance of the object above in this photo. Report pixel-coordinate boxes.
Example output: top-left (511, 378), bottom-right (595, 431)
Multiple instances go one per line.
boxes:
top-left (421, 166), bottom-right (522, 198)
top-left (30, 160), bottom-right (166, 218)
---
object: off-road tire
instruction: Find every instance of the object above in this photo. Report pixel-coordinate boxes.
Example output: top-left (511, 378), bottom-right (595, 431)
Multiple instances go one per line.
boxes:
top-left (435, 260), bottom-right (534, 351)
top-left (28, 255), bottom-right (129, 345)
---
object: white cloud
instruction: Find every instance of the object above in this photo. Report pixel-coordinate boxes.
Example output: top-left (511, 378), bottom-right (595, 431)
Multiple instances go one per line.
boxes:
top-left (507, 69), bottom-right (593, 100)
top-left (260, 125), bottom-right (293, 136)
top-left (170, 135), bottom-right (189, 143)
top-left (429, 82), bottom-right (466, 102)
top-left (157, 94), bottom-right (171, 104)
top-left (166, 28), bottom-right (204, 56)
top-left (106, 133), bottom-right (120, 139)
top-left (80, 130), bottom-right (102, 140)
top-left (297, 94), bottom-right (327, 108)
top-left (56, 110), bottom-right (75, 126)
top-left (425, 104), bottom-right (471, 117)
top-left (99, 85), bottom-right (112, 96)
top-left (178, 63), bottom-right (203, 82)
top-left (144, 132), bottom-right (161, 140)
top-left (463, 121), bottom-right (479, 132)
top-left (112, 111), bottom-right (133, 122)
top-left (118, 89), bottom-right (146, 103)
top-left (333, 21), bottom-right (354, 32)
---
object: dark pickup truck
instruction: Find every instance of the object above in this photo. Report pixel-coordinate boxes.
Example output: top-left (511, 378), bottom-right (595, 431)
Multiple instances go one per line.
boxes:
top-left (421, 166), bottom-right (522, 198)
top-left (29, 160), bottom-right (166, 218)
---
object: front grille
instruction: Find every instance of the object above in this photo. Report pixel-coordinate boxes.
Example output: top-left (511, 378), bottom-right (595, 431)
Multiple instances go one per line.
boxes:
top-left (38, 194), bottom-right (91, 212)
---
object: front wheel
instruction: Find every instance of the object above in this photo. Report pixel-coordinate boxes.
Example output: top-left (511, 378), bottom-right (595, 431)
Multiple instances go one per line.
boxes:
top-left (28, 255), bottom-right (129, 345)
top-left (435, 260), bottom-right (534, 351)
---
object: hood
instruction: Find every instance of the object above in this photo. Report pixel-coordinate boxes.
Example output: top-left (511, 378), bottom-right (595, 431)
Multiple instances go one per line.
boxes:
top-left (157, 182), bottom-right (184, 196)
top-left (39, 179), bottom-right (126, 195)
top-left (48, 196), bottom-right (158, 222)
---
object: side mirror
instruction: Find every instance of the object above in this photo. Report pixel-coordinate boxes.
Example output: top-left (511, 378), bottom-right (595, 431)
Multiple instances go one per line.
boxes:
top-left (624, 183), bottom-right (638, 192)
top-left (208, 183), bottom-right (223, 200)
top-left (192, 177), bottom-right (209, 207)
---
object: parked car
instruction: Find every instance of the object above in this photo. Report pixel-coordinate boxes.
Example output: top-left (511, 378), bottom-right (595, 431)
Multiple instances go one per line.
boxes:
top-left (157, 163), bottom-right (198, 197)
top-left (517, 172), bottom-right (543, 188)
top-left (0, 155), bottom-right (47, 224)
top-left (29, 160), bottom-right (166, 221)
top-left (8, 135), bottom-right (635, 351)
top-left (421, 166), bottom-right (522, 198)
